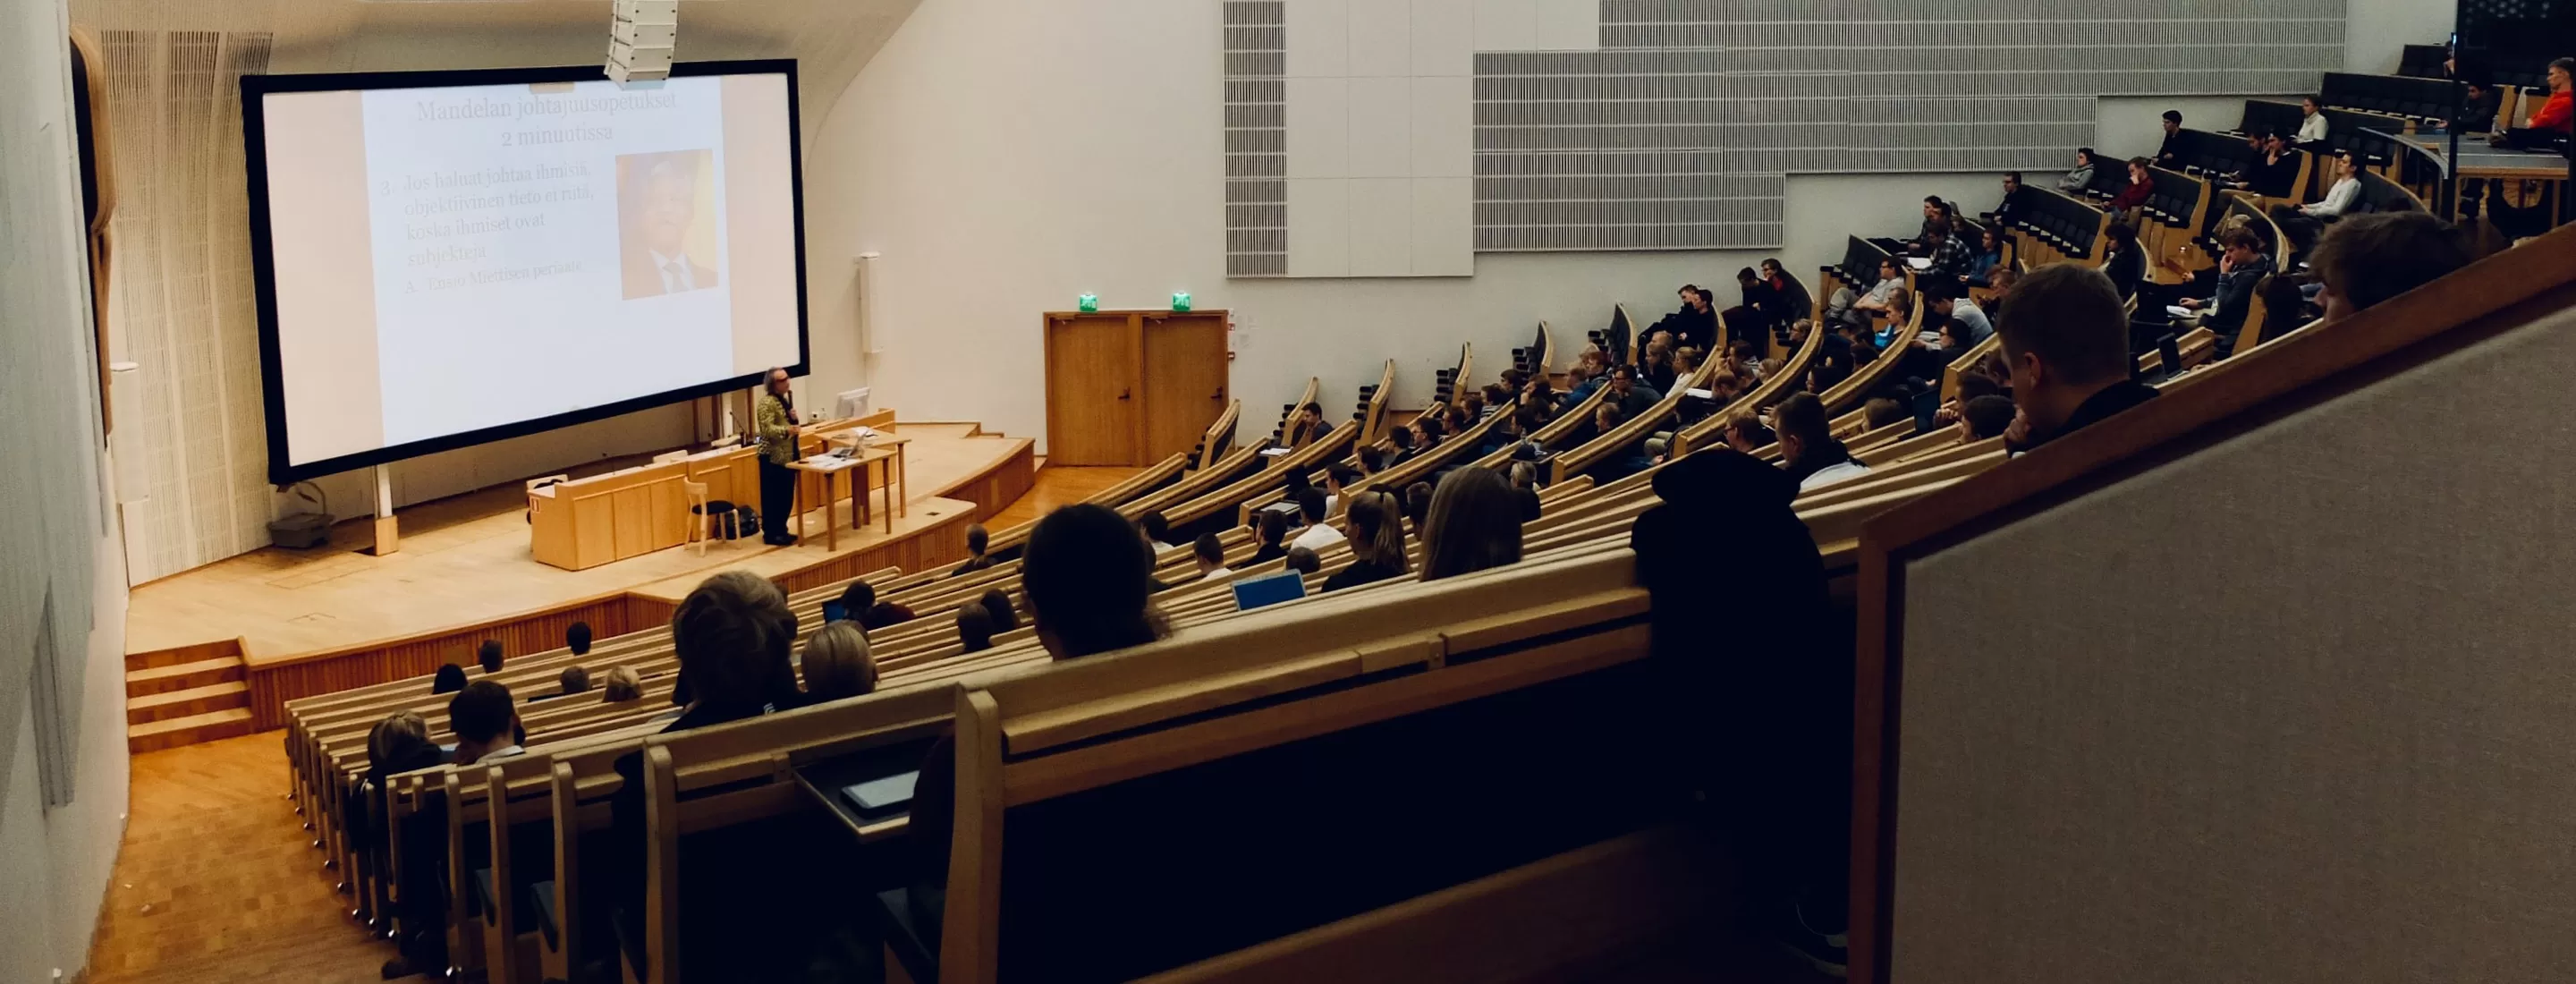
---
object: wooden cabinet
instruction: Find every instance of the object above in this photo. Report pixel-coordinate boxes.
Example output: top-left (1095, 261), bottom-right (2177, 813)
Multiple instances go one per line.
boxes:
top-left (1044, 310), bottom-right (1229, 466)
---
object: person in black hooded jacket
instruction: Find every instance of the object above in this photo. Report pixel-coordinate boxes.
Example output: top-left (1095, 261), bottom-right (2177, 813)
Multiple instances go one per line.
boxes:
top-left (1627, 448), bottom-right (1850, 973)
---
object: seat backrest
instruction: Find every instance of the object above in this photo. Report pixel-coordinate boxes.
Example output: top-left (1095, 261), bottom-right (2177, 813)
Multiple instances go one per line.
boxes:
top-left (937, 547), bottom-right (1669, 984)
top-left (2239, 99), bottom-right (2305, 140)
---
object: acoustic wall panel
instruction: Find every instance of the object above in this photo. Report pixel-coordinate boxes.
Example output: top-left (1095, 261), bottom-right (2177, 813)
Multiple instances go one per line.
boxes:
top-left (1224, 1), bottom-right (1289, 276)
top-left (1224, 0), bottom-right (2344, 275)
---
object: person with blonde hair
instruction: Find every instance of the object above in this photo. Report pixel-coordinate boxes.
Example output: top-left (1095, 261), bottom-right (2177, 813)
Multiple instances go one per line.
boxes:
top-left (1322, 490), bottom-right (1410, 591)
top-left (799, 620), bottom-right (877, 701)
top-left (1419, 467), bottom-right (1525, 581)
top-left (601, 666), bottom-right (645, 703)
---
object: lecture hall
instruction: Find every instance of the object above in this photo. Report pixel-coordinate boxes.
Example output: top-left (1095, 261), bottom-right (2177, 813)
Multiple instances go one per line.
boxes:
top-left (5, 0), bottom-right (2575, 981)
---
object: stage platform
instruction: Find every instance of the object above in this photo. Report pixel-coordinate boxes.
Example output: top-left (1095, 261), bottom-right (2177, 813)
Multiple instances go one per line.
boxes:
top-left (123, 422), bottom-right (1033, 735)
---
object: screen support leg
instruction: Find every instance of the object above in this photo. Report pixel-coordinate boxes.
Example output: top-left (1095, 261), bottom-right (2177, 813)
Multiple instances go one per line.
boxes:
top-left (364, 463), bottom-right (399, 556)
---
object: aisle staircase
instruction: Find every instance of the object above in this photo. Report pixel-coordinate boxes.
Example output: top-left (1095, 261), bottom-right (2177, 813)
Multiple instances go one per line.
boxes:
top-left (126, 638), bottom-right (255, 752)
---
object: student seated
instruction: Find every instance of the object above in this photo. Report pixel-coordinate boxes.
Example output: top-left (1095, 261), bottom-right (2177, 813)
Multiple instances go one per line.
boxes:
top-left (911, 505), bottom-right (1172, 948)
top-left (2309, 211), bottom-right (2472, 324)
top-left (2106, 157), bottom-right (2154, 216)
top-left (1998, 264), bottom-right (2161, 454)
top-left (1286, 487), bottom-right (1344, 552)
top-left (1384, 424), bottom-right (1418, 464)
top-left (1322, 462), bottom-right (1361, 517)
top-left (835, 580), bottom-right (876, 624)
top-left (2174, 227), bottom-right (2274, 359)
top-left (532, 666), bottom-right (589, 703)
top-left (477, 639), bottom-right (504, 675)
top-left (431, 662), bottom-right (467, 695)
top-left (1773, 392), bottom-right (1870, 490)
top-left (1418, 468), bottom-right (1523, 581)
top-left (1724, 415), bottom-right (1776, 454)
top-left (800, 621), bottom-right (877, 700)
top-left (2236, 131), bottom-right (2301, 199)
top-left (1282, 401), bottom-right (1326, 449)
top-left (1588, 403), bottom-right (1652, 483)
top-left (1138, 510), bottom-right (1178, 553)
top-left (1402, 481), bottom-right (1435, 530)
top-left (948, 523), bottom-right (996, 578)
top-left (1964, 227), bottom-right (2006, 288)
top-left (2098, 222), bottom-right (2146, 301)
top-left (1321, 490), bottom-right (1411, 591)
top-left (449, 681), bottom-right (521, 767)
top-left (1191, 533), bottom-right (1234, 582)
top-left (1248, 509), bottom-right (1290, 565)
top-left (979, 589), bottom-right (1019, 632)
top-left (954, 602), bottom-right (997, 654)
top-left (565, 620), bottom-right (593, 658)
top-left (601, 666), bottom-right (644, 703)
top-left (2272, 150), bottom-right (2361, 253)
top-left (1958, 394), bottom-right (2018, 443)
top-left (1284, 546), bottom-right (1322, 576)
top-left (2154, 108), bottom-right (2183, 168)
top-left (1652, 283), bottom-right (1720, 352)
top-left (1758, 259), bottom-right (1813, 332)
top-left (367, 711), bottom-right (451, 979)
top-left (1508, 462), bottom-right (1544, 522)
top-left (2296, 94), bottom-right (2328, 143)
top-left (2057, 147), bottom-right (2099, 193)
top-left (862, 601), bottom-right (917, 632)
top-left (1861, 398), bottom-right (1908, 432)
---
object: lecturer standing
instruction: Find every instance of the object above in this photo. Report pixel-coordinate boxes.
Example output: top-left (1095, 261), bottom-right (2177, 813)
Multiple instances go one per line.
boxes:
top-left (757, 367), bottom-right (801, 547)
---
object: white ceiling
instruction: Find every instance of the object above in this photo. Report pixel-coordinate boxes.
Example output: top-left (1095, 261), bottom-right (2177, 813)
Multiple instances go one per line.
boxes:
top-left (67, 0), bottom-right (924, 135)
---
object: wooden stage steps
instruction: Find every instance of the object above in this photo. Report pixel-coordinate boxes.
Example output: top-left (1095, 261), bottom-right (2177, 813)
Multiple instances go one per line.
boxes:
top-left (126, 638), bottom-right (255, 752)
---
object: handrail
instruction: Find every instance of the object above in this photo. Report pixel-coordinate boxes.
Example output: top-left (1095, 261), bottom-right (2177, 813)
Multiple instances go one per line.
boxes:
top-left (1849, 223), bottom-right (2576, 984)
top-left (1538, 321), bottom-right (1557, 377)
top-left (1551, 359), bottom-right (1718, 482)
top-left (1817, 297), bottom-right (1926, 415)
top-left (1197, 400), bottom-right (1241, 471)
top-left (1357, 360), bottom-right (1396, 445)
top-left (1165, 421), bottom-right (1359, 527)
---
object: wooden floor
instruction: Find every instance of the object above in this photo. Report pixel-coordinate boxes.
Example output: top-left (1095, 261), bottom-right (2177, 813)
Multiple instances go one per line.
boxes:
top-left (80, 462), bottom-right (1120, 982)
top-left (88, 731), bottom-right (398, 984)
top-left (126, 424), bottom-right (1025, 658)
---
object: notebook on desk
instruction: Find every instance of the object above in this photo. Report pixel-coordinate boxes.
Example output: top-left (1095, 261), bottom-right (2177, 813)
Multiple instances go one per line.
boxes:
top-left (841, 770), bottom-right (919, 817)
top-left (1231, 571), bottom-right (1306, 612)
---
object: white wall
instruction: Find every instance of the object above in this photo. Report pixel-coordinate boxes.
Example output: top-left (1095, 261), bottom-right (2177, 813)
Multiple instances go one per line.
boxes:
top-left (2346, 0), bottom-right (2453, 76)
top-left (810, 0), bottom-right (2436, 450)
top-left (0, 0), bottom-right (132, 977)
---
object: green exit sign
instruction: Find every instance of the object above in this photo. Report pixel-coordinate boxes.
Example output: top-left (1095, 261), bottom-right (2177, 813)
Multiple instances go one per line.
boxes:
top-left (1171, 292), bottom-right (1192, 311)
top-left (1077, 293), bottom-right (1099, 312)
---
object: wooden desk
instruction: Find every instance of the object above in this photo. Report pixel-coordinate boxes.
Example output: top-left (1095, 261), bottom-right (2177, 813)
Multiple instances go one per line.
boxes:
top-left (787, 443), bottom-right (902, 550)
top-left (526, 411), bottom-right (900, 570)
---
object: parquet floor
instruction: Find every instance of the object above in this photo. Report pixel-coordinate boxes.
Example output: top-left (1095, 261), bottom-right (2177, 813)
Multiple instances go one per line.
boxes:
top-left (81, 464), bottom-right (1129, 983)
top-left (86, 732), bottom-right (395, 984)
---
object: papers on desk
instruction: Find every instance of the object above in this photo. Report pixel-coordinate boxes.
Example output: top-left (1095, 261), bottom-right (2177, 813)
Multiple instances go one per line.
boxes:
top-left (827, 426), bottom-right (882, 450)
top-left (802, 454), bottom-right (864, 471)
top-left (2165, 305), bottom-right (2196, 319)
top-left (1683, 388), bottom-right (1714, 400)
top-left (1259, 446), bottom-right (1292, 457)
top-left (1905, 257), bottom-right (1933, 271)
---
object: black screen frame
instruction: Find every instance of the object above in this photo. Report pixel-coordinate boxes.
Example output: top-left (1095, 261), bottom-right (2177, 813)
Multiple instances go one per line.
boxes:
top-left (240, 58), bottom-right (810, 486)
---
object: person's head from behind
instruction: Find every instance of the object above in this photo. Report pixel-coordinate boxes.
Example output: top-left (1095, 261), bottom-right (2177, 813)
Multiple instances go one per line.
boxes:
top-left (1771, 392), bottom-right (1834, 467)
top-left (1357, 445), bottom-right (1385, 474)
top-left (1955, 370), bottom-right (2004, 403)
top-left (953, 603), bottom-right (996, 655)
top-left (565, 621), bottom-right (592, 657)
top-left (1731, 411), bottom-right (1772, 450)
top-left (432, 662), bottom-right (468, 695)
top-left (979, 589), bottom-right (1018, 632)
top-left (1593, 402), bottom-right (1623, 432)
top-left (1326, 462), bottom-right (1360, 498)
top-left (448, 680), bottom-right (516, 763)
top-left (367, 710), bottom-right (434, 776)
top-left (1862, 397), bottom-right (1907, 430)
top-left (1419, 467), bottom-right (1522, 581)
top-left (478, 639), bottom-right (504, 674)
top-left (602, 666), bottom-right (644, 703)
top-left (1403, 481), bottom-right (1435, 530)
top-left (800, 621), bottom-right (877, 700)
top-left (559, 666), bottom-right (590, 696)
top-left (1343, 489), bottom-right (1411, 575)
top-left (1257, 508), bottom-right (1289, 549)
top-left (1192, 533), bottom-right (1226, 575)
top-left (1284, 546), bottom-right (1321, 575)
top-left (1996, 263), bottom-right (2131, 435)
top-left (1139, 510), bottom-right (1172, 547)
top-left (1960, 394), bottom-right (2018, 442)
top-left (836, 580), bottom-right (876, 622)
top-left (1387, 424), bottom-right (1415, 452)
top-left (2309, 212), bottom-right (2472, 324)
top-left (1023, 504), bottom-right (1160, 660)
top-left (1294, 486), bottom-right (1328, 527)
top-left (964, 523), bottom-right (988, 558)
top-left (671, 570), bottom-right (794, 715)
top-left (642, 155), bottom-right (698, 257)
top-left (1509, 461), bottom-right (1537, 490)
top-left (2161, 108), bottom-right (2182, 133)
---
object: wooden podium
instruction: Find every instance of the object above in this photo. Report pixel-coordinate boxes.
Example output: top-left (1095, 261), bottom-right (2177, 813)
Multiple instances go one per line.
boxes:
top-left (528, 411), bottom-right (897, 570)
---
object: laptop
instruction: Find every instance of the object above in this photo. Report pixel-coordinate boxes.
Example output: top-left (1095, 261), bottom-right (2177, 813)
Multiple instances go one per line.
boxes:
top-left (840, 770), bottom-right (919, 817)
top-left (1231, 571), bottom-right (1307, 612)
top-left (821, 600), bottom-right (849, 623)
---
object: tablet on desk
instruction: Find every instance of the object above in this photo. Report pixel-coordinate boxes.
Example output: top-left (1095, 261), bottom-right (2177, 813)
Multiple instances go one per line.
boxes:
top-left (842, 771), bottom-right (919, 817)
top-left (1232, 571), bottom-right (1307, 611)
top-left (822, 600), bottom-right (849, 623)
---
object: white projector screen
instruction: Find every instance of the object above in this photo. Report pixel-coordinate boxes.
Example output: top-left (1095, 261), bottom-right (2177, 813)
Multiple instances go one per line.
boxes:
top-left (243, 61), bottom-right (808, 483)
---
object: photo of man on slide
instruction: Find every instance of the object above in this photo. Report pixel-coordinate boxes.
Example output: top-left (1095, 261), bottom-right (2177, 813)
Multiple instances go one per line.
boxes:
top-left (617, 148), bottom-right (720, 299)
